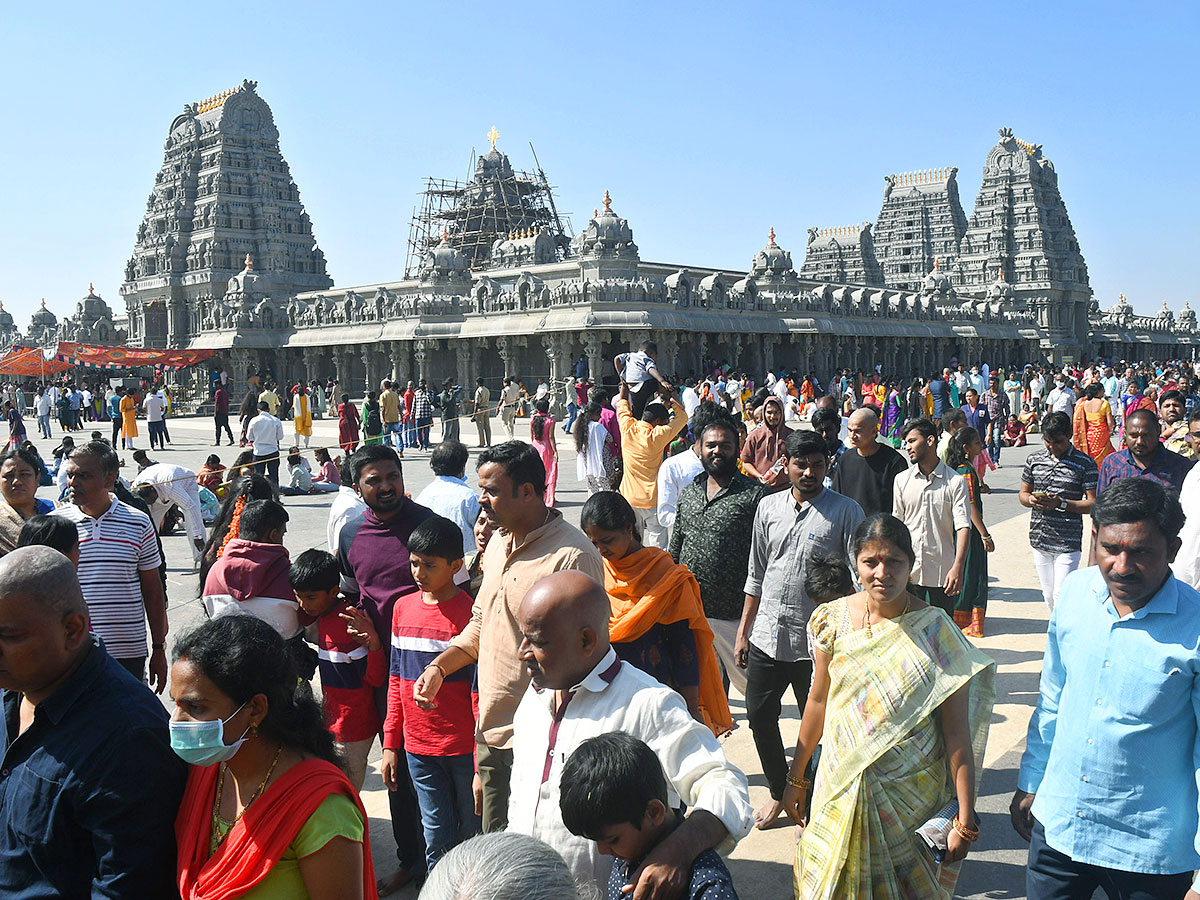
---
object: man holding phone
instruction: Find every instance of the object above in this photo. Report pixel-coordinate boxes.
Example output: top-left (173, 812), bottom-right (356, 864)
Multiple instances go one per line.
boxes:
top-left (1019, 411), bottom-right (1098, 610)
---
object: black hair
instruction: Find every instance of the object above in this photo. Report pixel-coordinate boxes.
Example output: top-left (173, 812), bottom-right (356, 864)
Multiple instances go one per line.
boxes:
top-left (173, 616), bottom-right (340, 768)
top-left (288, 548), bottom-right (340, 592)
top-left (811, 407), bottom-right (841, 431)
top-left (205, 454), bottom-right (221, 467)
top-left (803, 555), bottom-right (854, 604)
top-left (574, 401), bottom-right (604, 453)
top-left (0, 445), bottom-right (45, 480)
top-left (851, 513), bottom-right (916, 568)
top-left (698, 408), bottom-right (739, 446)
top-left (1161, 389), bottom-right (1185, 405)
top-left (1092, 477), bottom-right (1185, 541)
top-left (17, 514), bottom-right (79, 557)
top-left (942, 408), bottom-right (967, 430)
top-left (237, 498), bottom-right (289, 541)
top-left (641, 402), bottom-right (669, 425)
top-left (901, 418), bottom-right (937, 442)
top-left (1188, 407), bottom-right (1200, 426)
top-left (430, 440), bottom-right (469, 477)
top-left (349, 443), bottom-right (403, 486)
top-left (784, 428), bottom-right (828, 461)
top-left (314, 447), bottom-right (332, 464)
top-left (407, 515), bottom-right (465, 562)
top-left (560, 732), bottom-right (668, 839)
top-left (639, 340), bottom-right (658, 354)
top-left (1125, 408), bottom-right (1161, 432)
top-left (257, 400), bottom-right (270, 411)
top-left (477, 441), bottom-right (546, 497)
top-left (68, 440), bottom-right (119, 476)
top-left (531, 400), bottom-right (552, 441)
top-left (1040, 411), bottom-right (1072, 441)
top-left (200, 473), bottom-right (280, 589)
top-left (1084, 382), bottom-right (1105, 400)
top-left (945, 426), bottom-right (981, 470)
top-left (580, 491), bottom-right (641, 541)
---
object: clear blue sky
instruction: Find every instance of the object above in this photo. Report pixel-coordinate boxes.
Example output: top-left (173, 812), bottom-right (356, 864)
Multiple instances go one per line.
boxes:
top-left (1, 0), bottom-right (1195, 326)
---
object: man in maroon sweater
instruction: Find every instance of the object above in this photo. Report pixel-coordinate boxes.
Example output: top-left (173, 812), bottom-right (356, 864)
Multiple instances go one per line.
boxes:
top-left (213, 382), bottom-right (233, 445)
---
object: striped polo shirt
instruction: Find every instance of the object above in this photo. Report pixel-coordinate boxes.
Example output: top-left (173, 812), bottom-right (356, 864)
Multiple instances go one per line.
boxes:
top-left (53, 497), bottom-right (162, 659)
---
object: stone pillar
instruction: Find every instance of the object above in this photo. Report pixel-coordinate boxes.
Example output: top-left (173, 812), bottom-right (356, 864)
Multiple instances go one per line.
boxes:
top-left (361, 347), bottom-right (376, 394)
top-left (414, 340), bottom-right (432, 384)
top-left (392, 342), bottom-right (411, 387)
top-left (497, 336), bottom-right (516, 380)
top-left (336, 347), bottom-right (355, 396)
top-left (583, 332), bottom-right (606, 386)
top-left (656, 331), bottom-right (678, 377)
top-left (543, 334), bottom-right (566, 417)
top-left (762, 334), bottom-right (778, 375)
top-left (456, 343), bottom-right (472, 396)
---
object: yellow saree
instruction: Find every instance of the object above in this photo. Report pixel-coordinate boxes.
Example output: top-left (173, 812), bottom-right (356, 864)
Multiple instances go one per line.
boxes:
top-left (795, 600), bottom-right (995, 899)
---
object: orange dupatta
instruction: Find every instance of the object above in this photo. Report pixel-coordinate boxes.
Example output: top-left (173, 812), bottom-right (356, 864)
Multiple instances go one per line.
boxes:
top-left (604, 547), bottom-right (734, 737)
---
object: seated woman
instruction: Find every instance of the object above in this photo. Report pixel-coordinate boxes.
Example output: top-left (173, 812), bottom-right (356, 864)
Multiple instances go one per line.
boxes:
top-left (783, 513), bottom-right (994, 899)
top-left (580, 491), bottom-right (732, 737)
top-left (170, 615), bottom-right (375, 899)
top-left (1001, 414), bottom-right (1027, 447)
top-left (1017, 402), bottom-right (1038, 433)
top-left (312, 447), bottom-right (341, 490)
top-left (280, 448), bottom-right (315, 496)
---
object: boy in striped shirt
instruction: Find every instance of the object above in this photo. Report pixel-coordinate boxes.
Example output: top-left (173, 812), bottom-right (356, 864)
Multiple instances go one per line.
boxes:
top-left (290, 548), bottom-right (386, 791)
top-left (382, 516), bottom-right (480, 872)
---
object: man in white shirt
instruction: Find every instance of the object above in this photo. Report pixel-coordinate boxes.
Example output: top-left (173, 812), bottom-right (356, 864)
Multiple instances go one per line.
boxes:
top-left (614, 340), bottom-right (673, 420)
top-left (725, 374), bottom-right (742, 417)
top-left (1173, 462), bottom-right (1200, 590)
top-left (143, 391), bottom-right (166, 451)
top-left (245, 401), bottom-right (285, 485)
top-left (131, 462), bottom-right (207, 564)
top-left (35, 389), bottom-right (52, 439)
top-left (1029, 372), bottom-right (1045, 412)
top-left (656, 418), bottom-right (705, 538)
top-left (1046, 377), bottom-right (1077, 418)
top-left (680, 379), bottom-right (701, 419)
top-left (507, 570), bottom-right (752, 893)
top-left (499, 377), bottom-right (521, 440)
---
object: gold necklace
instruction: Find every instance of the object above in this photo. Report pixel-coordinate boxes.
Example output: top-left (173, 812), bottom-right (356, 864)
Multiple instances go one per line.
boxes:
top-left (862, 594), bottom-right (911, 639)
top-left (210, 745), bottom-right (283, 854)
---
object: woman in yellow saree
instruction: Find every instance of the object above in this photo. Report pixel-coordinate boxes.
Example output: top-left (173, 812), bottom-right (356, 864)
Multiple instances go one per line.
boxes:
top-left (783, 513), bottom-right (994, 899)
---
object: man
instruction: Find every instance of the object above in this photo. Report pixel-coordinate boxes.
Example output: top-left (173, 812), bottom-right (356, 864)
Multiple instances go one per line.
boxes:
top-left (336, 444), bottom-right (433, 891)
top-left (981, 373), bottom-right (1010, 463)
top-left (257, 380), bottom-right (280, 415)
top-left (1098, 408), bottom-right (1195, 493)
top-left (953, 364), bottom-right (971, 404)
top-left (831, 407), bottom-right (907, 516)
top-left (437, 377), bottom-right (463, 443)
top-left (1019, 412), bottom-right (1099, 610)
top-left (810, 406), bottom-right (846, 487)
top-left (143, 388), bottom-right (166, 451)
top-left (1029, 368), bottom-right (1045, 413)
top-left (499, 376), bottom-right (520, 440)
top-left (380, 378), bottom-right (404, 451)
top-left (131, 460), bottom-right (207, 565)
top-left (415, 439), bottom-right (482, 564)
top-left (415, 441), bottom-right (603, 834)
top-left (681, 378), bottom-right (701, 418)
top-left (245, 400), bottom-right (285, 485)
top-left (213, 380), bottom-right (234, 445)
top-left (402, 379), bottom-right (417, 448)
top-left (937, 408), bottom-right (967, 463)
top-left (740, 396), bottom-right (790, 491)
top-left (35, 386), bottom-right (52, 439)
top-left (669, 412), bottom-right (767, 696)
top-left (472, 377), bottom-right (493, 448)
top-left (325, 457), bottom-right (367, 554)
top-left (656, 407), bottom-right (709, 538)
top-left (0, 547), bottom-right (186, 899)
top-left (969, 365), bottom-right (986, 396)
top-left (1012, 479), bottom-right (1200, 899)
top-left (52, 442), bottom-right (167, 690)
top-left (617, 382), bottom-right (687, 549)
top-left (615, 340), bottom-right (673, 420)
top-left (1046, 376), bottom-right (1077, 418)
top-left (508, 571), bottom-right (752, 892)
top-left (1160, 388), bottom-right (1190, 454)
top-left (961, 388), bottom-right (991, 441)
top-left (893, 419), bottom-right (970, 616)
top-left (413, 379), bottom-right (434, 450)
top-left (1175, 457), bottom-right (1200, 590)
top-left (927, 370), bottom-right (949, 426)
top-left (735, 429), bottom-right (863, 829)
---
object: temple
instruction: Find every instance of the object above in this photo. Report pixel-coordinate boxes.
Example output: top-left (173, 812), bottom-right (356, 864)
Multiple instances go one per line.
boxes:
top-left (873, 168), bottom-right (968, 293)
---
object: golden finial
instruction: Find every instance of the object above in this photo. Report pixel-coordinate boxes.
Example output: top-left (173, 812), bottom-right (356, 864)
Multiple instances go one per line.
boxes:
top-left (487, 126), bottom-right (499, 151)
top-left (244, 252), bottom-right (253, 270)
top-left (441, 229), bottom-right (449, 242)
top-left (88, 282), bottom-right (94, 293)
top-left (934, 257), bottom-right (940, 271)
top-left (40, 298), bottom-right (46, 309)
top-left (768, 226), bottom-right (776, 244)
top-left (603, 190), bottom-right (612, 213)
top-left (593, 208), bottom-right (599, 219)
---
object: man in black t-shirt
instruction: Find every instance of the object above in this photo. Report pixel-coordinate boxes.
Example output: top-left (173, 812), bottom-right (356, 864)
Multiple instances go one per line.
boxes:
top-left (831, 408), bottom-right (908, 516)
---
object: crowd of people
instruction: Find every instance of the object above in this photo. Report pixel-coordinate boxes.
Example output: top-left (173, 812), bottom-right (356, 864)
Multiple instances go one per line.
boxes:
top-left (1, 344), bottom-right (1200, 900)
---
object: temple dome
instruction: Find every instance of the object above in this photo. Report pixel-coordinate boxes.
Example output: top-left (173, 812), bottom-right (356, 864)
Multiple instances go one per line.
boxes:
top-left (77, 283), bottom-right (113, 322)
top-left (571, 191), bottom-right (637, 259)
top-left (987, 271), bottom-right (1014, 301)
top-left (0, 301), bottom-right (13, 330)
top-left (30, 299), bottom-right (57, 327)
top-left (226, 253), bottom-right (274, 297)
top-left (922, 260), bottom-right (953, 300)
top-left (750, 228), bottom-right (796, 281)
top-left (420, 232), bottom-right (469, 281)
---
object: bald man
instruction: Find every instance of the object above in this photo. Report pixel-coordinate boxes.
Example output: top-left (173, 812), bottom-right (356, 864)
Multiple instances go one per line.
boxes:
top-left (506, 571), bottom-right (752, 895)
top-left (0, 547), bottom-right (185, 899)
top-left (831, 407), bottom-right (908, 516)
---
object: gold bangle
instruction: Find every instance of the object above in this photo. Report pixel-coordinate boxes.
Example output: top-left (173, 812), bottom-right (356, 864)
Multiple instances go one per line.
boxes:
top-left (785, 772), bottom-right (811, 790)
top-left (951, 814), bottom-right (979, 842)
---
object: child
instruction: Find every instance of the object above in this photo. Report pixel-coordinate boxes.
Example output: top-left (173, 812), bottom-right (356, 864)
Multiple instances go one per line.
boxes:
top-left (382, 515), bottom-right (480, 871)
top-left (17, 514), bottom-right (80, 567)
top-left (560, 732), bottom-right (739, 900)
top-left (290, 548), bottom-right (386, 791)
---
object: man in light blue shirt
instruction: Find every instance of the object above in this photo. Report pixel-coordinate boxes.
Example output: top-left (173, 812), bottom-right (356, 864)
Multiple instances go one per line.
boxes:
top-left (1013, 477), bottom-right (1200, 899)
top-left (413, 439), bottom-right (480, 571)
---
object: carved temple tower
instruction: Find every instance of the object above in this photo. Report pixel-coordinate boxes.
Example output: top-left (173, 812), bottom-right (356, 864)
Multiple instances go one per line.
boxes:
top-left (873, 168), bottom-right (968, 293)
top-left (120, 80), bottom-right (331, 348)
top-left (799, 223), bottom-right (883, 286)
top-left (955, 128), bottom-right (1091, 361)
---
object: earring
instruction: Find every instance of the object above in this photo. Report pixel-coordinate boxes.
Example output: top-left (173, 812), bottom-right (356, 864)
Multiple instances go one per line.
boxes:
top-left (249, 723), bottom-right (258, 738)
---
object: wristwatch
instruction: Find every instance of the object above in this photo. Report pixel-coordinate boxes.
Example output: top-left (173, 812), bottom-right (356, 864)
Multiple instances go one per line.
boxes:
top-left (1057, 498), bottom-right (1069, 512)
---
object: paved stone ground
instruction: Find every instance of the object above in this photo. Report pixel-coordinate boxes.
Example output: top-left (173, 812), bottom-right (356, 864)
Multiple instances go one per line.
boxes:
top-left (28, 413), bottom-right (1048, 899)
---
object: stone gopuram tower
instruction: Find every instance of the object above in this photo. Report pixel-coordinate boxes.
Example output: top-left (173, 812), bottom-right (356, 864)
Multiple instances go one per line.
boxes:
top-left (873, 168), bottom-right (968, 293)
top-left (799, 223), bottom-right (884, 286)
top-left (120, 80), bottom-right (331, 348)
top-left (955, 127), bottom-right (1091, 361)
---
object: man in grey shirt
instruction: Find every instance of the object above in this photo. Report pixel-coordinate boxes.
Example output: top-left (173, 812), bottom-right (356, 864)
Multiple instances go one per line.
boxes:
top-left (733, 428), bottom-right (864, 829)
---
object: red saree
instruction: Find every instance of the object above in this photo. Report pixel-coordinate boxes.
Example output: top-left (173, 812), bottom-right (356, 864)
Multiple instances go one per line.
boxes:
top-left (176, 758), bottom-right (377, 900)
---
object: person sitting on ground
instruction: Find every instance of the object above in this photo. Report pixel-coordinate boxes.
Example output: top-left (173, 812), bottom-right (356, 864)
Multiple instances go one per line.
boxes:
top-left (419, 832), bottom-right (581, 900)
top-left (170, 615), bottom-right (376, 900)
top-left (1002, 413), bottom-right (1028, 447)
top-left (197, 453), bottom-right (225, 494)
top-left (561, 732), bottom-right (740, 900)
top-left (281, 447), bottom-right (315, 496)
top-left (291, 548), bottom-right (386, 792)
top-left (17, 513), bottom-right (80, 567)
top-left (314, 446), bottom-right (341, 488)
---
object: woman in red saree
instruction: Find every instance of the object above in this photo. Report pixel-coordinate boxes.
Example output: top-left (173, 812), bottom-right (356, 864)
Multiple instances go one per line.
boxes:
top-left (337, 392), bottom-right (361, 453)
top-left (170, 615), bottom-right (377, 900)
top-left (1072, 382), bottom-right (1115, 466)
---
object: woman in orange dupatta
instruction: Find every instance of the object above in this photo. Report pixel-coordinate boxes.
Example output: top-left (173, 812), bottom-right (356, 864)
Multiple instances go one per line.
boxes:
top-left (581, 491), bottom-right (733, 736)
top-left (1072, 381), bottom-right (1115, 466)
top-left (170, 615), bottom-right (378, 900)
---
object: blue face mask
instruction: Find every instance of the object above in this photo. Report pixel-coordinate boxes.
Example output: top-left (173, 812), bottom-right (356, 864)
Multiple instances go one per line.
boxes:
top-left (169, 703), bottom-right (250, 767)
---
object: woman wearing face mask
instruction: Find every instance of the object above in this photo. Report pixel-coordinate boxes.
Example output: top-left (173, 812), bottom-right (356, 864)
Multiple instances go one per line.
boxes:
top-left (169, 615), bottom-right (377, 900)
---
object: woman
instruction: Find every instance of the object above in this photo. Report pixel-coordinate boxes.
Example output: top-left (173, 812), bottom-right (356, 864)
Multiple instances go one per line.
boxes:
top-left (6, 400), bottom-right (26, 450)
top-left (880, 381), bottom-right (903, 446)
top-left (199, 473), bottom-right (279, 590)
top-left (529, 398), bottom-right (558, 506)
top-left (1017, 402), bottom-right (1037, 433)
top-left (904, 378), bottom-right (925, 430)
top-left (465, 508), bottom-right (494, 599)
top-left (338, 393), bottom-right (361, 453)
top-left (120, 390), bottom-right (138, 450)
top-left (311, 380), bottom-right (326, 420)
top-left (1003, 372), bottom-right (1023, 418)
top-left (293, 383), bottom-right (313, 448)
top-left (783, 514), bottom-right (994, 899)
top-left (1072, 381), bottom-right (1115, 466)
top-left (1001, 414), bottom-right (1027, 447)
top-left (946, 428), bottom-right (993, 637)
top-left (581, 492), bottom-right (732, 737)
top-left (313, 447), bottom-right (341, 491)
top-left (170, 616), bottom-right (376, 900)
top-left (0, 446), bottom-right (55, 553)
top-left (238, 388), bottom-right (259, 446)
top-left (575, 401), bottom-right (617, 494)
top-left (362, 391), bottom-right (383, 447)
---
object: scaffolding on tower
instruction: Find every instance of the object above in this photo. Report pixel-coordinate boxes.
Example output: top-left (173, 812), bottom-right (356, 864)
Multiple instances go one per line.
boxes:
top-left (404, 139), bottom-right (574, 278)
